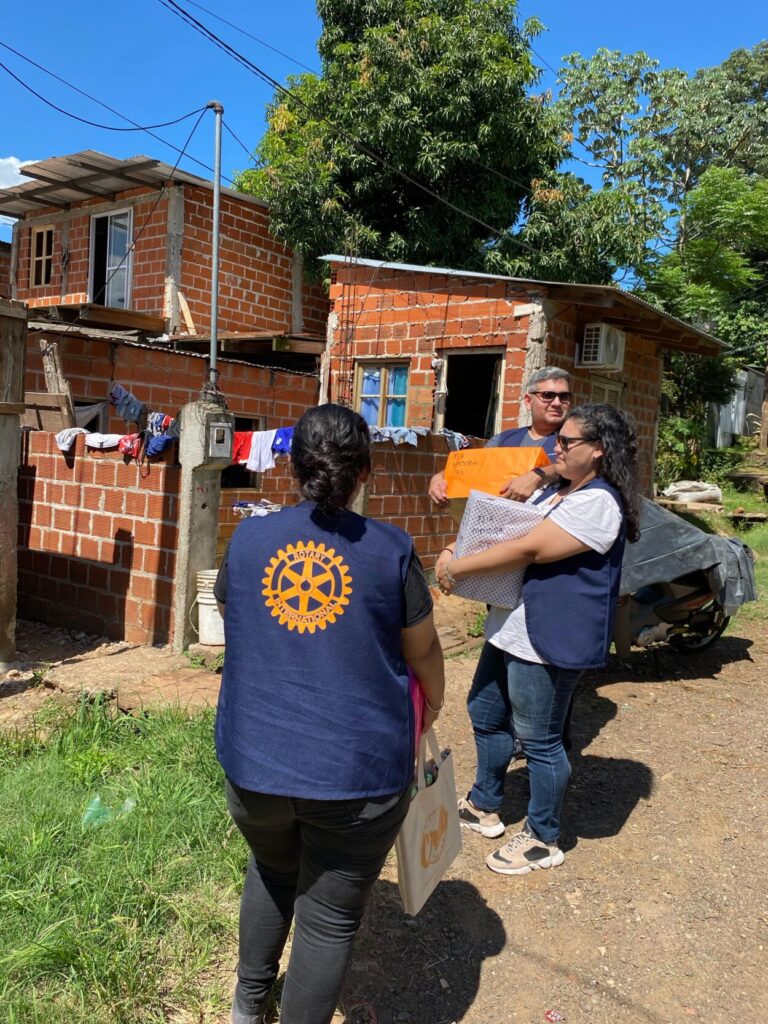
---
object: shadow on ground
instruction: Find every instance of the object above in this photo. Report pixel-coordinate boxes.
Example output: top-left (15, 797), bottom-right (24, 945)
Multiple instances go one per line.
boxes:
top-left (341, 878), bottom-right (506, 1024)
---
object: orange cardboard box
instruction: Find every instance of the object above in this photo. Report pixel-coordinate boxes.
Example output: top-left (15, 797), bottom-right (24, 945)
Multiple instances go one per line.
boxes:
top-left (444, 446), bottom-right (550, 498)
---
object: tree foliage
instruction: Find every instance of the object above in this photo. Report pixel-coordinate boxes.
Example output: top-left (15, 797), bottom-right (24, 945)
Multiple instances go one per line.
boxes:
top-left (239, 0), bottom-right (564, 271)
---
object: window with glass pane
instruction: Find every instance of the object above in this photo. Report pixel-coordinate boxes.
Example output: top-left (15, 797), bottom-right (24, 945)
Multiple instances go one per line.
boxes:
top-left (91, 209), bottom-right (133, 308)
top-left (356, 363), bottom-right (408, 426)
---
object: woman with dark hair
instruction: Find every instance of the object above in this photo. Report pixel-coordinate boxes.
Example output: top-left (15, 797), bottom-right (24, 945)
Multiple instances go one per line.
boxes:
top-left (436, 404), bottom-right (639, 877)
top-left (215, 404), bottom-right (445, 1024)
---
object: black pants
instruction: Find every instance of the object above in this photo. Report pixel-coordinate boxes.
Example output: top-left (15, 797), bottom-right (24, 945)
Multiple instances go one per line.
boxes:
top-left (225, 779), bottom-right (410, 1024)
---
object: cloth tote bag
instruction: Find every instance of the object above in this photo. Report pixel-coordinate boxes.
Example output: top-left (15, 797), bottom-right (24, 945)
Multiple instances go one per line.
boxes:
top-left (395, 727), bottom-right (462, 916)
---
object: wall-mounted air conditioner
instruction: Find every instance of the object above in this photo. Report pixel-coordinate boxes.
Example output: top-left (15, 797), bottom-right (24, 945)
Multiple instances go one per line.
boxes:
top-left (576, 323), bottom-right (626, 372)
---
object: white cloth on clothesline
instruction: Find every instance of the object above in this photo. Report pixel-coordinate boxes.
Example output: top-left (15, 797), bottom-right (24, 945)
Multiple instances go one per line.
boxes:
top-left (85, 432), bottom-right (124, 450)
top-left (74, 402), bottom-right (107, 428)
top-left (246, 430), bottom-right (278, 472)
top-left (54, 427), bottom-right (88, 452)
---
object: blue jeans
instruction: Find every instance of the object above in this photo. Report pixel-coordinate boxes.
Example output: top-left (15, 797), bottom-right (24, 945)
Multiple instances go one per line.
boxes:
top-left (225, 779), bottom-right (409, 1024)
top-left (467, 642), bottom-right (580, 843)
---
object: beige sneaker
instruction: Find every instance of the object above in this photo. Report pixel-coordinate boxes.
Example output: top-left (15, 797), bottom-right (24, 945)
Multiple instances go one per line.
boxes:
top-left (486, 829), bottom-right (564, 875)
top-left (457, 796), bottom-right (506, 838)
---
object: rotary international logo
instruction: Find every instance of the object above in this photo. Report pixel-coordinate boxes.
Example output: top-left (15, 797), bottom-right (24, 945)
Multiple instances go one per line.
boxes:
top-left (262, 541), bottom-right (353, 634)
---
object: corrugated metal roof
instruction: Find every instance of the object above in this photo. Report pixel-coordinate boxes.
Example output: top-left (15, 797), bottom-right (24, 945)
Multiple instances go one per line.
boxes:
top-left (0, 150), bottom-right (266, 218)
top-left (321, 254), bottom-right (726, 353)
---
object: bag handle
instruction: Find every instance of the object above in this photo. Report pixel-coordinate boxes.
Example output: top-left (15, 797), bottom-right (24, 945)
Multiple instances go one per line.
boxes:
top-left (415, 727), bottom-right (443, 792)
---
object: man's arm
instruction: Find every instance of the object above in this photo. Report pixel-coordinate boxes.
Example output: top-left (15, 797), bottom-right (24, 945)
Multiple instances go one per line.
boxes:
top-left (428, 469), bottom-right (449, 506)
top-left (498, 463), bottom-right (559, 501)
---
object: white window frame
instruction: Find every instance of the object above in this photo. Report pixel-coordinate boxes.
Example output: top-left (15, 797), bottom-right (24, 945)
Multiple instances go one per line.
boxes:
top-left (89, 207), bottom-right (134, 308)
top-left (30, 225), bottom-right (54, 288)
top-left (434, 347), bottom-right (505, 434)
top-left (354, 360), bottom-right (410, 427)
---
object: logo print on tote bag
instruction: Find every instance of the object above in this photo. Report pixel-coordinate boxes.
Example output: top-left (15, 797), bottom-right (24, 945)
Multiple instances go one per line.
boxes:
top-left (262, 541), bottom-right (352, 633)
top-left (420, 803), bottom-right (449, 868)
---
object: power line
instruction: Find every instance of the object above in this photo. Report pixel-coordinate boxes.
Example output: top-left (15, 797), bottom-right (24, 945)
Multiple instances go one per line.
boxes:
top-left (0, 59), bottom-right (205, 132)
top-left (223, 120), bottom-right (258, 165)
top-left (0, 39), bottom-right (235, 184)
top-left (182, 0), bottom-right (319, 74)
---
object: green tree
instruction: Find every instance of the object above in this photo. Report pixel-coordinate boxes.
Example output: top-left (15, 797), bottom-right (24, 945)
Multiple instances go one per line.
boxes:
top-left (238, 0), bottom-right (564, 271)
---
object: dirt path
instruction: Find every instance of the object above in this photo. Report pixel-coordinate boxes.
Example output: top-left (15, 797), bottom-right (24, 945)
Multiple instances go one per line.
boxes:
top-left (2, 604), bottom-right (767, 1023)
top-left (347, 617), bottom-right (768, 1024)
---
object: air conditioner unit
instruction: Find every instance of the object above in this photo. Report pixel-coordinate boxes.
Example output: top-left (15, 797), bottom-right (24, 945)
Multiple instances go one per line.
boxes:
top-left (576, 323), bottom-right (626, 372)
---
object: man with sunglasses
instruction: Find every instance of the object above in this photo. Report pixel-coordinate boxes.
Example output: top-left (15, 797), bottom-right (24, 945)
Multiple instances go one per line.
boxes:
top-left (428, 367), bottom-right (572, 506)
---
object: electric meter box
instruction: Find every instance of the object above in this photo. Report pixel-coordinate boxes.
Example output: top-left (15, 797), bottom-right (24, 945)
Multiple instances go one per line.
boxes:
top-left (204, 415), bottom-right (234, 468)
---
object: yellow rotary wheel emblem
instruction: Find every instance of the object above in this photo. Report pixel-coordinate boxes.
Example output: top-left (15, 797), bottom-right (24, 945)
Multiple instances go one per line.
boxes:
top-left (262, 541), bottom-right (353, 634)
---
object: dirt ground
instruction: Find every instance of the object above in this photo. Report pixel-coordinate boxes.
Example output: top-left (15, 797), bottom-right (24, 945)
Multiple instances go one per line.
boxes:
top-left (2, 598), bottom-right (767, 1024)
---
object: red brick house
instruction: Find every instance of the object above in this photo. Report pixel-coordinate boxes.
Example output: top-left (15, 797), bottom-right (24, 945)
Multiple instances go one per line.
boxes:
top-left (323, 256), bottom-right (726, 495)
top-left (1, 150), bottom-right (326, 341)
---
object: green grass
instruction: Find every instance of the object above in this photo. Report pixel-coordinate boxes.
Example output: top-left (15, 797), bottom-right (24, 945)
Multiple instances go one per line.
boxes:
top-left (0, 698), bottom-right (245, 1023)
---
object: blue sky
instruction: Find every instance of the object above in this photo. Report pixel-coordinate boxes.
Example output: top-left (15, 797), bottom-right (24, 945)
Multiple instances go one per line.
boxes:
top-left (1, 0), bottom-right (765, 242)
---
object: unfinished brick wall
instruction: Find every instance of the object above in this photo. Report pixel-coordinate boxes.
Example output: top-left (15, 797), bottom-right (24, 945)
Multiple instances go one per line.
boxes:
top-left (13, 183), bottom-right (328, 335)
top-left (14, 188), bottom-right (170, 312)
top-left (546, 309), bottom-right (660, 495)
top-left (18, 431), bottom-right (180, 644)
top-left (181, 187), bottom-right (328, 336)
top-left (0, 241), bottom-right (10, 299)
top-left (327, 264), bottom-right (533, 429)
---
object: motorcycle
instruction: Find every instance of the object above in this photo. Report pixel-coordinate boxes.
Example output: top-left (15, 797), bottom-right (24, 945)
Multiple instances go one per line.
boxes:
top-left (613, 498), bottom-right (757, 657)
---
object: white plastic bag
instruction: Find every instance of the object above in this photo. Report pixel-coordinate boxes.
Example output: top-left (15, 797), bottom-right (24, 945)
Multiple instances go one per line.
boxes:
top-left (662, 480), bottom-right (723, 504)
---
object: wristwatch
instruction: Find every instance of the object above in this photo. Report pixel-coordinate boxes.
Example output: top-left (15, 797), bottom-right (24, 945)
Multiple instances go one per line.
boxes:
top-left (532, 466), bottom-right (548, 480)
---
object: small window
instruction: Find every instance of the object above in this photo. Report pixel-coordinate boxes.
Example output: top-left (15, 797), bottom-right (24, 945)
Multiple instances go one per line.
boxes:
top-left (90, 208), bottom-right (133, 308)
top-left (356, 362), bottom-right (409, 427)
top-left (30, 227), bottom-right (53, 287)
top-left (590, 379), bottom-right (624, 407)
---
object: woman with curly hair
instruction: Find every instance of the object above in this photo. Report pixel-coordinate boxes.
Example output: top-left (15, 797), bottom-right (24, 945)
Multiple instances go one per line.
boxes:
top-left (436, 404), bottom-right (640, 877)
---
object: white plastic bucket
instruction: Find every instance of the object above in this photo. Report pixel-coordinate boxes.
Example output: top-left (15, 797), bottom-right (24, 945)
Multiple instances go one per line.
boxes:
top-left (197, 590), bottom-right (225, 645)
top-left (197, 569), bottom-right (218, 593)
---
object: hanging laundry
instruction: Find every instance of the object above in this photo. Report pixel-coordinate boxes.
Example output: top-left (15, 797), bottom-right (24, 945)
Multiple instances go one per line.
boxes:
top-left (246, 430), bottom-right (277, 472)
top-left (232, 431), bottom-right (253, 464)
top-left (109, 382), bottom-right (128, 404)
top-left (438, 428), bottom-right (470, 451)
top-left (145, 435), bottom-right (176, 458)
top-left (165, 417), bottom-right (180, 438)
top-left (161, 414), bottom-right (173, 432)
top-left (75, 401), bottom-right (107, 429)
top-left (55, 427), bottom-right (88, 452)
top-left (115, 390), bottom-right (145, 425)
top-left (272, 426), bottom-right (294, 454)
top-left (118, 433), bottom-right (142, 459)
top-left (368, 425), bottom-right (430, 446)
top-left (85, 432), bottom-right (124, 450)
top-left (147, 411), bottom-right (170, 436)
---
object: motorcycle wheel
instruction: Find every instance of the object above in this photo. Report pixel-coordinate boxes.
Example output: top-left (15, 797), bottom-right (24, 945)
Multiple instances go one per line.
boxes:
top-left (668, 604), bottom-right (730, 652)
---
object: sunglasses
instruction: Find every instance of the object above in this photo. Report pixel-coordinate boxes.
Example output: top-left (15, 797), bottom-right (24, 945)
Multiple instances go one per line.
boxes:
top-left (555, 434), bottom-right (596, 453)
top-left (530, 390), bottom-right (573, 404)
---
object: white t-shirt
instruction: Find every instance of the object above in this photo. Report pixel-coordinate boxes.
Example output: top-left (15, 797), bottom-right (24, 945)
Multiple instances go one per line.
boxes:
top-left (485, 487), bottom-right (623, 664)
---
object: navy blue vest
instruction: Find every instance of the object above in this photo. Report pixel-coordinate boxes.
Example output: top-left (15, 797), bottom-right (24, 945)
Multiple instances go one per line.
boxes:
top-left (215, 501), bottom-right (415, 799)
top-left (523, 478), bottom-right (626, 670)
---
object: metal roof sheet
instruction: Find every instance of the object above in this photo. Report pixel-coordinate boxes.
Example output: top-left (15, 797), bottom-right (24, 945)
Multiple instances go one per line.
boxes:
top-left (0, 150), bottom-right (266, 218)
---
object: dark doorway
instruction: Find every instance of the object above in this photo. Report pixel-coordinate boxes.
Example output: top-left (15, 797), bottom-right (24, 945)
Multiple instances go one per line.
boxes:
top-left (443, 353), bottom-right (502, 439)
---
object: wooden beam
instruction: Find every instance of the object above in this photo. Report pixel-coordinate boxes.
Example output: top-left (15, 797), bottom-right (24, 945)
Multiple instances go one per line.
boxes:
top-left (177, 291), bottom-right (197, 335)
top-left (272, 337), bottom-right (325, 354)
top-left (78, 306), bottom-right (167, 333)
top-left (38, 338), bottom-right (76, 426)
top-left (21, 391), bottom-right (75, 431)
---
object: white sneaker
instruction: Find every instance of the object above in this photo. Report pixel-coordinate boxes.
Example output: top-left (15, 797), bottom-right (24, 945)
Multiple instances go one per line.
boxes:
top-left (457, 796), bottom-right (506, 838)
top-left (486, 829), bottom-right (564, 875)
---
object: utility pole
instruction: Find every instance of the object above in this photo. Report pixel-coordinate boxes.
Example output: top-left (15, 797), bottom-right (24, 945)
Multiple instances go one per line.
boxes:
top-left (207, 100), bottom-right (223, 398)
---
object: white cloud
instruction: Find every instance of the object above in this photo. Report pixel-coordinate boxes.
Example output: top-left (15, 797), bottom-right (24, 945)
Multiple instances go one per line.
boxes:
top-left (0, 156), bottom-right (34, 189)
top-left (0, 156), bottom-right (37, 236)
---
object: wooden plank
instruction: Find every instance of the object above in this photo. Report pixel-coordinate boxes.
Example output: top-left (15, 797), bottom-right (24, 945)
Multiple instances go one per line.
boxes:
top-left (38, 337), bottom-right (76, 426)
top-left (272, 337), bottom-right (325, 354)
top-left (0, 301), bottom-right (27, 404)
top-left (0, 403), bottom-right (26, 415)
top-left (21, 392), bottom-right (74, 431)
top-left (655, 498), bottom-right (724, 514)
top-left (78, 305), bottom-right (168, 333)
top-left (177, 290), bottom-right (197, 335)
